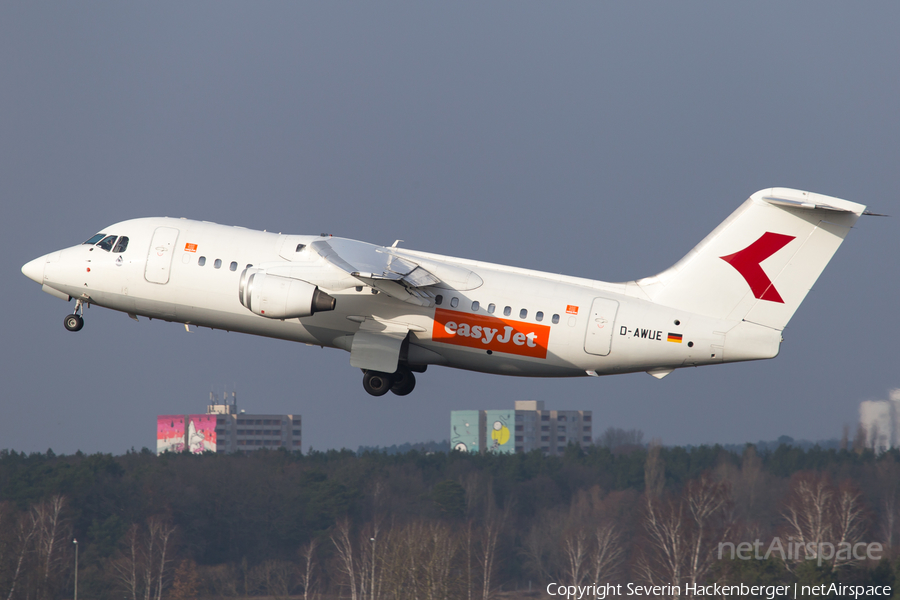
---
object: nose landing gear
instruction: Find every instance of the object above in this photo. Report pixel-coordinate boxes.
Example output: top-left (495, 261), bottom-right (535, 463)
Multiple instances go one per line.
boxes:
top-left (64, 300), bottom-right (85, 332)
top-left (362, 365), bottom-right (417, 397)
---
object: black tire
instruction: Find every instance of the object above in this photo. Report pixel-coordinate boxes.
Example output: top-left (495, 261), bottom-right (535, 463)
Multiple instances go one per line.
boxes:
top-left (64, 314), bottom-right (84, 332)
top-left (363, 371), bottom-right (393, 397)
top-left (390, 367), bottom-right (416, 396)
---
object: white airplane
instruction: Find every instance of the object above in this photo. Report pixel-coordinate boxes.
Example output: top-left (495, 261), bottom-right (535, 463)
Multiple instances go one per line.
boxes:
top-left (22, 188), bottom-right (868, 397)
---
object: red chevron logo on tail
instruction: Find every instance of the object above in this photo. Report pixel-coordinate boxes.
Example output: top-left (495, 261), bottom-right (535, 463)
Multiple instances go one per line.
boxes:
top-left (720, 232), bottom-right (796, 303)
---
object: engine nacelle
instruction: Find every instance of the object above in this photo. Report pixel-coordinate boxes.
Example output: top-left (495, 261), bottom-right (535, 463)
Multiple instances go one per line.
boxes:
top-left (239, 269), bottom-right (336, 319)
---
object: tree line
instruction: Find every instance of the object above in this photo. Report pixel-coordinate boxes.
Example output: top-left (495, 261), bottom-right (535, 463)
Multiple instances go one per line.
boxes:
top-left (1, 437), bottom-right (899, 599)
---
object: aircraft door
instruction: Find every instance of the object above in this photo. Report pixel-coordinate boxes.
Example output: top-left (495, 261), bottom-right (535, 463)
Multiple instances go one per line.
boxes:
top-left (584, 297), bottom-right (619, 356)
top-left (144, 227), bottom-right (180, 284)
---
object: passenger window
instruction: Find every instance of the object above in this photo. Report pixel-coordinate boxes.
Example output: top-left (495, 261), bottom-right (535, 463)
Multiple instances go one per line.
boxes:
top-left (536, 311), bottom-right (544, 322)
top-left (246, 264), bottom-right (253, 269)
top-left (435, 295), bottom-right (443, 305)
top-left (230, 261), bottom-right (238, 271)
top-left (519, 308), bottom-right (528, 319)
top-left (472, 301), bottom-right (480, 311)
top-left (488, 303), bottom-right (496, 314)
top-left (296, 244), bottom-right (306, 252)
top-left (503, 306), bottom-right (511, 317)
top-left (450, 297), bottom-right (459, 308)
top-left (552, 314), bottom-right (560, 324)
top-left (83, 233), bottom-right (105, 245)
top-left (112, 236), bottom-right (129, 253)
top-left (96, 235), bottom-right (117, 252)
top-left (198, 256), bottom-right (207, 266)
top-left (214, 259), bottom-right (222, 269)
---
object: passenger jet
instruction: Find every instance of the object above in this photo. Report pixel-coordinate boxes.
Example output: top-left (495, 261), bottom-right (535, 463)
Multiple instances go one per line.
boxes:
top-left (22, 188), bottom-right (867, 396)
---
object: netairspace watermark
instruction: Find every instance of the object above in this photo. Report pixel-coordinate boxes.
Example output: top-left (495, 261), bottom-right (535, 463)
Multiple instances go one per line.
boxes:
top-left (718, 536), bottom-right (883, 567)
top-left (546, 582), bottom-right (892, 599)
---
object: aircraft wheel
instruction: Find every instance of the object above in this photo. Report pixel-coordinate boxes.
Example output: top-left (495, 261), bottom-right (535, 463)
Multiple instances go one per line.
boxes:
top-left (363, 371), bottom-right (393, 397)
top-left (64, 314), bottom-right (84, 332)
top-left (391, 367), bottom-right (416, 396)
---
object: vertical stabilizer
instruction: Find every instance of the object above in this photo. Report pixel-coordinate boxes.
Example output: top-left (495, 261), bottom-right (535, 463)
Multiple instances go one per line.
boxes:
top-left (632, 188), bottom-right (865, 331)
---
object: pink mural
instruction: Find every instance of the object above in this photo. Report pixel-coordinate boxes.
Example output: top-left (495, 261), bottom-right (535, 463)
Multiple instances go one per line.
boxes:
top-left (157, 415), bottom-right (185, 454)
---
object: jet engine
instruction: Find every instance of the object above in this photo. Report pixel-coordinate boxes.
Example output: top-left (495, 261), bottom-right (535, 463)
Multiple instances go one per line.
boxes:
top-left (239, 269), bottom-right (336, 319)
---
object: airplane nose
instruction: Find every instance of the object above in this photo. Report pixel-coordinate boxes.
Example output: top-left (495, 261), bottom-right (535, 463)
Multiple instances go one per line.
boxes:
top-left (22, 256), bottom-right (47, 284)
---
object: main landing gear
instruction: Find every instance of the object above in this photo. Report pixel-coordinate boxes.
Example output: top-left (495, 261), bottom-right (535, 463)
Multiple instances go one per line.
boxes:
top-left (64, 300), bottom-right (85, 332)
top-left (362, 366), bottom-right (417, 397)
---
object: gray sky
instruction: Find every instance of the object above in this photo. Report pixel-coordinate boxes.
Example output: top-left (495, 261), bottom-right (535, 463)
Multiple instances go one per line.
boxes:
top-left (2, 2), bottom-right (898, 455)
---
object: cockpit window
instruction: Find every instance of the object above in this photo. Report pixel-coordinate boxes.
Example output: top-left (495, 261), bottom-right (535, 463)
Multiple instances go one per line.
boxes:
top-left (96, 235), bottom-right (117, 252)
top-left (83, 233), bottom-right (105, 245)
top-left (112, 236), bottom-right (129, 253)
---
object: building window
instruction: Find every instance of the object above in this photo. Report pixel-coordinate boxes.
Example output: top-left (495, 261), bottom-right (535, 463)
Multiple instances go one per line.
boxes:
top-left (541, 425), bottom-right (549, 432)
top-left (541, 415), bottom-right (550, 421)
top-left (558, 436), bottom-right (566, 442)
top-left (515, 425), bottom-right (523, 432)
top-left (541, 446), bottom-right (550, 452)
top-left (583, 436), bottom-right (592, 443)
top-left (558, 415), bottom-right (567, 421)
top-left (584, 415), bottom-right (592, 421)
top-left (541, 436), bottom-right (550, 442)
top-left (515, 436), bottom-right (523, 442)
top-left (558, 426), bottom-right (566, 432)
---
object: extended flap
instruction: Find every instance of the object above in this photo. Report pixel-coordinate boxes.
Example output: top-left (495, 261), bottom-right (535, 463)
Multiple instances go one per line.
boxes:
top-left (349, 319), bottom-right (410, 373)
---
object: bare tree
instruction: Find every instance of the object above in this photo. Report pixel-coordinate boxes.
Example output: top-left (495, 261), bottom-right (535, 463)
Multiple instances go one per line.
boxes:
top-left (561, 527), bottom-right (590, 587)
top-left (33, 495), bottom-right (67, 600)
top-left (248, 560), bottom-right (294, 599)
top-left (635, 475), bottom-right (731, 599)
top-left (298, 538), bottom-right (320, 600)
top-left (110, 517), bottom-right (177, 600)
top-left (781, 472), bottom-right (869, 570)
top-left (684, 475), bottom-right (732, 588)
top-left (4, 510), bottom-right (39, 600)
top-left (331, 518), bottom-right (359, 600)
top-left (782, 472), bottom-right (835, 565)
top-left (591, 522), bottom-right (625, 584)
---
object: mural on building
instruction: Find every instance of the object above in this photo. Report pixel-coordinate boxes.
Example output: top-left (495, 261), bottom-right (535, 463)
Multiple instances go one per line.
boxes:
top-left (486, 410), bottom-right (514, 454)
top-left (157, 415), bottom-right (186, 453)
top-left (450, 410), bottom-right (481, 453)
top-left (188, 414), bottom-right (217, 453)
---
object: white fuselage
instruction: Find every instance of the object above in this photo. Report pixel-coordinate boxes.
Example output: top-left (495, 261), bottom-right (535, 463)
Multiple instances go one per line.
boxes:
top-left (25, 216), bottom-right (769, 381)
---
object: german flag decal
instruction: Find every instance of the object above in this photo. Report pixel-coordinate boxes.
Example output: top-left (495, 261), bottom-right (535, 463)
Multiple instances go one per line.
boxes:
top-left (667, 333), bottom-right (683, 343)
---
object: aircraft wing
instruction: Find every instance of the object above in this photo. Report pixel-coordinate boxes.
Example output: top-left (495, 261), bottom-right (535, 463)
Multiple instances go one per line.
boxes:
top-left (310, 238), bottom-right (482, 306)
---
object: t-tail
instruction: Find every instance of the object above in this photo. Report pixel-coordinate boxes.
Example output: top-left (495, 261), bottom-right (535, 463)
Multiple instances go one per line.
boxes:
top-left (632, 188), bottom-right (865, 333)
